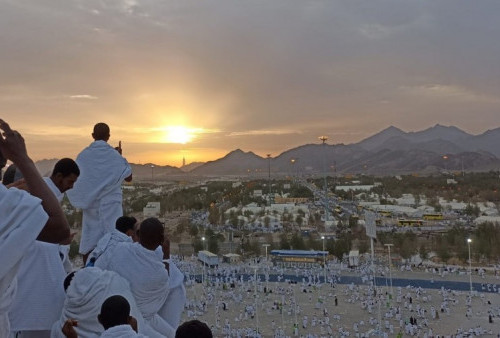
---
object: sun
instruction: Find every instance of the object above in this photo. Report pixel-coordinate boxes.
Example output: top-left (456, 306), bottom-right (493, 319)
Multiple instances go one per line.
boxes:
top-left (163, 126), bottom-right (194, 144)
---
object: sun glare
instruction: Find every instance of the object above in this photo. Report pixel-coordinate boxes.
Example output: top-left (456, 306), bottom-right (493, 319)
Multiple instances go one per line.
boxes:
top-left (163, 126), bottom-right (194, 144)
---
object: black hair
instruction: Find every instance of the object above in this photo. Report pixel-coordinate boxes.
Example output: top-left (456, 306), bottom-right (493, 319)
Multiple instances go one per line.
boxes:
top-left (175, 320), bottom-right (213, 338)
top-left (2, 164), bottom-right (18, 186)
top-left (52, 158), bottom-right (80, 177)
top-left (63, 271), bottom-right (77, 292)
top-left (138, 217), bottom-right (164, 249)
top-left (115, 216), bottom-right (137, 234)
top-left (99, 295), bottom-right (131, 330)
top-left (92, 123), bottom-right (110, 141)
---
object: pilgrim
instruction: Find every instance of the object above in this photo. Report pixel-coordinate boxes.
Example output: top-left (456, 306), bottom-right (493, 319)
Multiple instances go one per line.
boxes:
top-left (105, 218), bottom-right (177, 338)
top-left (67, 122), bottom-right (132, 263)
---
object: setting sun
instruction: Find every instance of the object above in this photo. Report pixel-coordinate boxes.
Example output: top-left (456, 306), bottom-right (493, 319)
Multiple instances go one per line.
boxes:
top-left (164, 126), bottom-right (193, 144)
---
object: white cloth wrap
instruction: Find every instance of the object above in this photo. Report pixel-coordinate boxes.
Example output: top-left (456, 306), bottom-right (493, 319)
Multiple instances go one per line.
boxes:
top-left (67, 140), bottom-right (131, 254)
top-left (158, 261), bottom-right (186, 329)
top-left (9, 241), bottom-right (66, 331)
top-left (107, 243), bottom-right (175, 337)
top-left (67, 140), bottom-right (131, 210)
top-left (49, 267), bottom-right (160, 338)
top-left (0, 185), bottom-right (48, 337)
top-left (92, 229), bottom-right (132, 270)
top-left (99, 325), bottom-right (147, 338)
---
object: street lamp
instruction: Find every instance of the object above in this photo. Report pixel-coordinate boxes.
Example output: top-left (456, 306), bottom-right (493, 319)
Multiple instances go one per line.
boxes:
top-left (263, 244), bottom-right (270, 262)
top-left (384, 243), bottom-right (394, 296)
top-left (321, 236), bottom-right (326, 283)
top-left (319, 136), bottom-right (329, 222)
top-left (151, 164), bottom-right (154, 181)
top-left (202, 236), bottom-right (206, 251)
top-left (267, 154), bottom-right (272, 206)
top-left (467, 238), bottom-right (473, 295)
top-left (201, 236), bottom-right (206, 285)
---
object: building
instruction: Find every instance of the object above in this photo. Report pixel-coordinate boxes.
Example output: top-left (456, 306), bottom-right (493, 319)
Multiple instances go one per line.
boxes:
top-left (222, 253), bottom-right (241, 263)
top-left (198, 250), bottom-right (219, 267)
top-left (270, 250), bottom-right (327, 268)
top-left (348, 250), bottom-right (359, 267)
top-left (143, 202), bottom-right (161, 218)
top-left (274, 196), bottom-right (309, 204)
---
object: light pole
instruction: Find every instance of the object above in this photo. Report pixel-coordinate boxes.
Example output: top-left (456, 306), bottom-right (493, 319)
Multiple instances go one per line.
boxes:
top-left (263, 244), bottom-right (270, 262)
top-left (467, 238), bottom-right (473, 295)
top-left (319, 136), bottom-right (329, 222)
top-left (267, 154), bottom-right (272, 206)
top-left (321, 236), bottom-right (326, 283)
top-left (202, 236), bottom-right (206, 285)
top-left (384, 243), bottom-right (394, 296)
top-left (290, 158), bottom-right (296, 182)
top-left (151, 164), bottom-right (154, 181)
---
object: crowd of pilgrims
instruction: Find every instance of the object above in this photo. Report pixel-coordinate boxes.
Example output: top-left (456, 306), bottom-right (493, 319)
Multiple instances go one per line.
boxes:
top-left (170, 257), bottom-right (500, 338)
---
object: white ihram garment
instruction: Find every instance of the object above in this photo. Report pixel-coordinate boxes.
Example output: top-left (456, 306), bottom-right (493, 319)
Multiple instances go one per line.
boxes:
top-left (107, 243), bottom-right (175, 338)
top-left (0, 185), bottom-right (48, 337)
top-left (66, 140), bottom-right (131, 254)
top-left (158, 261), bottom-right (186, 329)
top-left (99, 325), bottom-right (147, 338)
top-left (9, 178), bottom-right (68, 336)
top-left (50, 267), bottom-right (162, 338)
top-left (92, 229), bottom-right (132, 269)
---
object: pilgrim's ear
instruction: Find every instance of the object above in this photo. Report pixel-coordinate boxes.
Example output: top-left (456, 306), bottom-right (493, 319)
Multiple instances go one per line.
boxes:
top-left (128, 316), bottom-right (138, 332)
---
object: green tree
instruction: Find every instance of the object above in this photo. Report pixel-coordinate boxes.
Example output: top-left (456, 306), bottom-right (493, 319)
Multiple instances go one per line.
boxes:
top-left (279, 233), bottom-right (291, 250)
top-left (290, 232), bottom-right (306, 250)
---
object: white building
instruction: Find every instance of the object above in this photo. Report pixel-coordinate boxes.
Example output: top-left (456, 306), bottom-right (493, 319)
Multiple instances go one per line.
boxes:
top-left (143, 201), bottom-right (161, 218)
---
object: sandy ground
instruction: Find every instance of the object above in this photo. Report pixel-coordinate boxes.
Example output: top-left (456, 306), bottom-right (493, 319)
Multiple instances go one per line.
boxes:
top-left (178, 264), bottom-right (500, 337)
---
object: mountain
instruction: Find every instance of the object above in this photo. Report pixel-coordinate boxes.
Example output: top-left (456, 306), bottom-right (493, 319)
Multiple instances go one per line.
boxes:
top-left (188, 124), bottom-right (500, 176)
top-left (357, 126), bottom-right (406, 151)
top-left (468, 127), bottom-right (500, 157)
top-left (33, 159), bottom-right (184, 180)
top-left (131, 163), bottom-right (184, 180)
top-left (406, 124), bottom-right (472, 144)
top-left (180, 162), bottom-right (204, 172)
top-left (190, 149), bottom-right (266, 175)
top-left (33, 124), bottom-right (500, 177)
top-left (35, 158), bottom-right (59, 176)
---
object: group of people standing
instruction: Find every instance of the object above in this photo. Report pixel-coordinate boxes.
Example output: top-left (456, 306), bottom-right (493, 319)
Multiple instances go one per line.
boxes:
top-left (0, 119), bottom-right (211, 338)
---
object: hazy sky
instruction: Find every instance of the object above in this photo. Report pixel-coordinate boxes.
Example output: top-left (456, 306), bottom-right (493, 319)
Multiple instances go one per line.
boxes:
top-left (1, 0), bottom-right (500, 166)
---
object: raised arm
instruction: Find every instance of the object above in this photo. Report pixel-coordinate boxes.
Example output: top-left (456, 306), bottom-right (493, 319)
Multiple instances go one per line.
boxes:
top-left (0, 119), bottom-right (70, 243)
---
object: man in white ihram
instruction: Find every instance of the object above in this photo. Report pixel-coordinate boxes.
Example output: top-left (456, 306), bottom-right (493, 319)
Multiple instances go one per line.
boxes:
top-left (105, 218), bottom-right (186, 338)
top-left (8, 158), bottom-right (80, 338)
top-left (67, 122), bottom-right (132, 264)
top-left (0, 119), bottom-right (70, 337)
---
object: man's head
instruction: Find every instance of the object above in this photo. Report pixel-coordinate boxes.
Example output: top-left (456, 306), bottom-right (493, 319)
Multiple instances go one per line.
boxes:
top-left (92, 123), bottom-right (110, 142)
top-left (97, 295), bottom-right (132, 330)
top-left (115, 216), bottom-right (138, 239)
top-left (175, 320), bottom-right (213, 338)
top-left (2, 164), bottom-right (18, 186)
top-left (50, 158), bottom-right (80, 193)
top-left (137, 217), bottom-right (164, 250)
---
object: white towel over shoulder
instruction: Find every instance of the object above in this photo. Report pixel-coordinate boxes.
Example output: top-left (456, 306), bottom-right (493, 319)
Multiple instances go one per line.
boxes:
top-left (67, 140), bottom-right (131, 209)
top-left (50, 267), bottom-right (162, 338)
top-left (0, 185), bottom-right (48, 337)
top-left (100, 325), bottom-right (147, 338)
top-left (92, 229), bottom-right (132, 269)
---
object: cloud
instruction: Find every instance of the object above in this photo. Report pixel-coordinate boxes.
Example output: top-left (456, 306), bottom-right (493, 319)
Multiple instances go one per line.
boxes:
top-left (228, 130), bottom-right (302, 137)
top-left (69, 94), bottom-right (99, 100)
top-left (399, 84), bottom-right (499, 103)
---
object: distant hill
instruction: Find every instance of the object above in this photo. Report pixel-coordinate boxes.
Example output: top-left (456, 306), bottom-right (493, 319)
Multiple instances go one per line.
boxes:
top-left (180, 162), bottom-right (204, 172)
top-left (189, 124), bottom-right (500, 176)
top-left (34, 124), bottom-right (500, 177)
